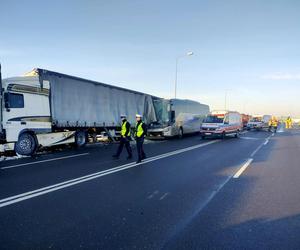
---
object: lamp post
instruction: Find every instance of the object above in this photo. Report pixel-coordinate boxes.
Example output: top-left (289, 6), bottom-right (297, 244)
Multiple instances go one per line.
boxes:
top-left (174, 51), bottom-right (194, 99)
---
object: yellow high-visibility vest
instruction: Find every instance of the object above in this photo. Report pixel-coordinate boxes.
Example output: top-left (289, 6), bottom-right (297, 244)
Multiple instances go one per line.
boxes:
top-left (271, 120), bottom-right (278, 126)
top-left (136, 122), bottom-right (144, 137)
top-left (121, 121), bottom-right (130, 137)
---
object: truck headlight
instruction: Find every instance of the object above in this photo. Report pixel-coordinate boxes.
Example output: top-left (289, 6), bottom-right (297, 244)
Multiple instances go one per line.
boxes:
top-left (164, 127), bottom-right (171, 132)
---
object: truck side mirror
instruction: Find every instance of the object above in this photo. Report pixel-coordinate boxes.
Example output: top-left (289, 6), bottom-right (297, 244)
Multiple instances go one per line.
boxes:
top-left (170, 110), bottom-right (175, 122)
top-left (4, 92), bottom-right (10, 111)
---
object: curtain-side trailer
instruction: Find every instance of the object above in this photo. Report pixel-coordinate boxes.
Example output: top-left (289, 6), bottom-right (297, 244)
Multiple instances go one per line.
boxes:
top-left (0, 68), bottom-right (157, 155)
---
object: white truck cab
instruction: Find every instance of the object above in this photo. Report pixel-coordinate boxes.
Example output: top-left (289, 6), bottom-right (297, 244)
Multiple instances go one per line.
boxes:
top-left (0, 75), bottom-right (75, 155)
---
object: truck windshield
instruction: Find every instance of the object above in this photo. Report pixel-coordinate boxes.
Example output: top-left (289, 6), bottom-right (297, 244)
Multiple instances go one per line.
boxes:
top-left (204, 115), bottom-right (224, 123)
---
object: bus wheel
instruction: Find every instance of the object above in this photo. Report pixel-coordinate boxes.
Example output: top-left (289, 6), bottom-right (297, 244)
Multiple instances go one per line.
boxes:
top-left (221, 132), bottom-right (226, 139)
top-left (15, 132), bottom-right (37, 156)
top-left (75, 131), bottom-right (87, 147)
top-left (235, 130), bottom-right (240, 138)
top-left (178, 128), bottom-right (184, 139)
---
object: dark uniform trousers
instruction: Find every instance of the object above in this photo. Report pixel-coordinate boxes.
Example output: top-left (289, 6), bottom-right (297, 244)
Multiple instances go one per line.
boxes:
top-left (116, 136), bottom-right (132, 157)
top-left (136, 137), bottom-right (146, 161)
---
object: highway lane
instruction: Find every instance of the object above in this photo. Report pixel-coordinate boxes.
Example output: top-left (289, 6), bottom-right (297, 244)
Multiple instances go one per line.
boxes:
top-left (0, 130), bottom-right (289, 249)
top-left (0, 135), bottom-right (216, 199)
top-left (166, 128), bottom-right (300, 249)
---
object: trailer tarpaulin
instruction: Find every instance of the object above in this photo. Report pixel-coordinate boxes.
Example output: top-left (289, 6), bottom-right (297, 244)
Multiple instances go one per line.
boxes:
top-left (39, 70), bottom-right (157, 127)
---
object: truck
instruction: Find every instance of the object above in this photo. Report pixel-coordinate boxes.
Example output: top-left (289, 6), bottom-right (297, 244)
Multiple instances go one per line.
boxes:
top-left (0, 67), bottom-right (158, 155)
top-left (241, 114), bottom-right (251, 129)
top-left (200, 110), bottom-right (243, 139)
top-left (247, 115), bottom-right (272, 131)
top-left (147, 98), bottom-right (209, 138)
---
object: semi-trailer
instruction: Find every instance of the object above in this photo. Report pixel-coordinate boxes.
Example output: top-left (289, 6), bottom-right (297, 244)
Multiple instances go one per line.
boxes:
top-left (0, 67), bottom-right (158, 155)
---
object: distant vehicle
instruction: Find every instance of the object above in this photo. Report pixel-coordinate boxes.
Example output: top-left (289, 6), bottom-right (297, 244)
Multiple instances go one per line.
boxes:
top-left (292, 118), bottom-right (300, 125)
top-left (147, 99), bottom-right (209, 138)
top-left (200, 110), bottom-right (243, 139)
top-left (241, 114), bottom-right (251, 128)
top-left (247, 115), bottom-right (272, 131)
top-left (0, 67), bottom-right (158, 155)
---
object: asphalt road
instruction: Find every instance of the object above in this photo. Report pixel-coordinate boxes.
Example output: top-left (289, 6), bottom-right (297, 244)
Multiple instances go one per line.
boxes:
top-left (1, 127), bottom-right (300, 249)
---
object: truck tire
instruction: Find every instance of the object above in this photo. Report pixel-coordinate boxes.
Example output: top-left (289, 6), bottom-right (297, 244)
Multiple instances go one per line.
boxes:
top-left (75, 131), bottom-right (87, 147)
top-left (178, 127), bottom-right (184, 139)
top-left (15, 132), bottom-right (37, 156)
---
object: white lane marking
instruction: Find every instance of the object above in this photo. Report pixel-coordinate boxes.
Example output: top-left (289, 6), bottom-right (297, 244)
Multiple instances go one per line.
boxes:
top-left (1, 153), bottom-right (90, 170)
top-left (159, 192), bottom-right (169, 200)
top-left (0, 140), bottom-right (218, 208)
top-left (147, 190), bottom-right (159, 199)
top-left (250, 143), bottom-right (264, 157)
top-left (250, 135), bottom-right (272, 157)
top-left (233, 158), bottom-right (253, 178)
top-left (240, 136), bottom-right (260, 140)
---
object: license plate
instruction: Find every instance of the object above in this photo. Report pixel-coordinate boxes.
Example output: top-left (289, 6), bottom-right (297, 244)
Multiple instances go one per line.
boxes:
top-left (205, 133), bottom-right (212, 135)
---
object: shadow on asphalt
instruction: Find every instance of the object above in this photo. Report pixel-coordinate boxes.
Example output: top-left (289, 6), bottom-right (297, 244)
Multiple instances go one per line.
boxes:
top-left (164, 130), bottom-right (300, 250)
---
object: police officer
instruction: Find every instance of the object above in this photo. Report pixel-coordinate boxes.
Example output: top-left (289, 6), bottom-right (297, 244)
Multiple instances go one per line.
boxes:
top-left (270, 117), bottom-right (278, 133)
top-left (286, 116), bottom-right (292, 129)
top-left (135, 114), bottom-right (147, 163)
top-left (113, 115), bottom-right (132, 160)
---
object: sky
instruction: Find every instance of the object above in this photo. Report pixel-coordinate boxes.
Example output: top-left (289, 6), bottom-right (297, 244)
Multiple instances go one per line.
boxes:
top-left (1, 0), bottom-right (300, 117)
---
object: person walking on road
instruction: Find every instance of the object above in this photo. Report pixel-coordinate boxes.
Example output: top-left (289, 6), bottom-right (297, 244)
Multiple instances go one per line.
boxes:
top-left (269, 117), bottom-right (278, 133)
top-left (135, 114), bottom-right (147, 164)
top-left (113, 115), bottom-right (132, 160)
top-left (286, 116), bottom-right (292, 129)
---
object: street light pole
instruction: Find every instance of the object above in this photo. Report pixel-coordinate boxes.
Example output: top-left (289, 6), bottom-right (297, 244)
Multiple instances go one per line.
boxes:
top-left (174, 51), bottom-right (193, 99)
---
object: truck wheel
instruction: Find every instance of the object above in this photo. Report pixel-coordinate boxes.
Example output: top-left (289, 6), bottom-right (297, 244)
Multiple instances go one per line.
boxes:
top-left (201, 135), bottom-right (205, 140)
top-left (75, 131), bottom-right (87, 147)
top-left (178, 128), bottom-right (184, 139)
top-left (15, 133), bottom-right (37, 156)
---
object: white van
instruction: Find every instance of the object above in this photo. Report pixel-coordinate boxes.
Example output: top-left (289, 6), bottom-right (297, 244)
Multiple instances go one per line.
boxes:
top-left (247, 115), bottom-right (272, 130)
top-left (200, 111), bottom-right (243, 139)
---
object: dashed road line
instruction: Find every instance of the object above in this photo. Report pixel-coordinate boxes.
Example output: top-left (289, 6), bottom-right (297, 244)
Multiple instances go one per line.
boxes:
top-left (233, 158), bottom-right (253, 178)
